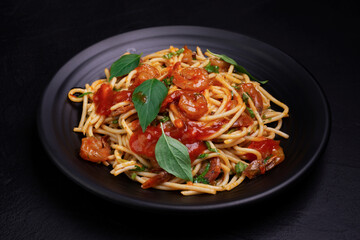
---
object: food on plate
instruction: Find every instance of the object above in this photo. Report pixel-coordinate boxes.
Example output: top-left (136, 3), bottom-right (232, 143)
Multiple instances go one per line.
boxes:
top-left (68, 45), bottom-right (289, 195)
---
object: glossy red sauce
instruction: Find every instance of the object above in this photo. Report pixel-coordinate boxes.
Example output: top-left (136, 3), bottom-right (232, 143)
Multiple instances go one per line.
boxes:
top-left (244, 138), bottom-right (282, 161)
top-left (129, 120), bottom-right (226, 162)
top-left (93, 83), bottom-right (132, 116)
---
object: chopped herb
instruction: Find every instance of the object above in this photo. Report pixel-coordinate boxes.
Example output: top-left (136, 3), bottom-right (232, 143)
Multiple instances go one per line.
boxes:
top-left (133, 165), bottom-right (147, 171)
top-left (163, 48), bottom-right (185, 59)
top-left (159, 115), bottom-right (170, 123)
top-left (163, 76), bottom-right (173, 88)
top-left (242, 92), bottom-right (249, 104)
top-left (247, 107), bottom-right (255, 118)
top-left (197, 153), bottom-right (209, 159)
top-left (77, 92), bottom-right (92, 98)
top-left (112, 120), bottom-right (118, 124)
top-left (205, 141), bottom-right (218, 153)
top-left (226, 128), bottom-right (237, 134)
top-left (263, 155), bottom-right (273, 163)
top-left (113, 87), bottom-right (122, 92)
top-left (235, 162), bottom-right (247, 175)
top-left (131, 172), bottom-right (137, 180)
top-left (194, 162), bottom-right (211, 184)
top-left (233, 84), bottom-right (240, 90)
top-left (204, 62), bottom-right (219, 73)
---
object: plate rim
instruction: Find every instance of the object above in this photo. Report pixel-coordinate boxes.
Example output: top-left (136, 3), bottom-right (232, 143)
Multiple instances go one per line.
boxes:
top-left (37, 25), bottom-right (331, 212)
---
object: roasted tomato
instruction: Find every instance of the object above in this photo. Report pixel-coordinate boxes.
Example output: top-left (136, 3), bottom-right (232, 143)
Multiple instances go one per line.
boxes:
top-left (242, 138), bottom-right (285, 179)
top-left (129, 122), bottom-right (208, 163)
top-left (232, 112), bottom-right (254, 128)
top-left (243, 138), bottom-right (283, 161)
top-left (79, 136), bottom-right (111, 162)
top-left (141, 171), bottom-right (173, 189)
top-left (93, 83), bottom-right (114, 116)
top-left (128, 126), bottom-right (162, 158)
top-left (243, 149), bottom-right (285, 179)
top-left (240, 83), bottom-right (263, 114)
top-left (204, 157), bottom-right (221, 184)
top-left (93, 83), bottom-right (133, 117)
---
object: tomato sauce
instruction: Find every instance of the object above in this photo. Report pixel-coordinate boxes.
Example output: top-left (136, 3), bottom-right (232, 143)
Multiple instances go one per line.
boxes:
top-left (129, 120), bottom-right (226, 163)
top-left (244, 138), bottom-right (282, 161)
top-left (93, 83), bottom-right (132, 116)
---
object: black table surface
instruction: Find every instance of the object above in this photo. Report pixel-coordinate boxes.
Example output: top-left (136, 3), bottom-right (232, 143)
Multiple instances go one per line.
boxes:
top-left (1, 0), bottom-right (359, 239)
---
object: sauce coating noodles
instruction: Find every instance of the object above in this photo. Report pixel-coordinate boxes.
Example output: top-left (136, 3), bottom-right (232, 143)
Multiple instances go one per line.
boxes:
top-left (68, 46), bottom-right (289, 195)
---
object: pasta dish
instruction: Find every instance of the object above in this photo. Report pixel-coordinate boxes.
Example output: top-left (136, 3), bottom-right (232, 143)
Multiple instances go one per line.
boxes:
top-left (68, 45), bottom-right (289, 195)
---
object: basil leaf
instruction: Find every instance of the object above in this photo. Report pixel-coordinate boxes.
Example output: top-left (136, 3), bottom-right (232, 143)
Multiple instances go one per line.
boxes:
top-left (132, 78), bottom-right (168, 132)
top-left (109, 53), bottom-right (142, 81)
top-left (207, 50), bottom-right (268, 84)
top-left (155, 123), bottom-right (193, 182)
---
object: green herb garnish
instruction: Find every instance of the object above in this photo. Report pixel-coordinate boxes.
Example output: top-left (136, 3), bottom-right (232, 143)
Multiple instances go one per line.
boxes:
top-left (207, 50), bottom-right (268, 84)
top-left (193, 162), bottom-right (210, 184)
top-left (163, 48), bottom-right (185, 59)
top-left (233, 84), bottom-right (240, 90)
top-left (235, 162), bottom-right (247, 175)
top-left (197, 153), bottom-right (209, 159)
top-left (263, 155), bottom-right (273, 163)
top-left (247, 107), bottom-right (255, 118)
top-left (205, 141), bottom-right (218, 153)
top-left (159, 115), bottom-right (170, 123)
top-left (132, 78), bottom-right (168, 132)
top-left (155, 123), bottom-right (193, 182)
top-left (226, 128), bottom-right (237, 134)
top-left (204, 62), bottom-right (219, 73)
top-left (242, 92), bottom-right (249, 104)
top-left (109, 53), bottom-right (142, 81)
top-left (77, 92), bottom-right (92, 98)
top-left (163, 76), bottom-right (173, 88)
top-left (133, 165), bottom-right (147, 171)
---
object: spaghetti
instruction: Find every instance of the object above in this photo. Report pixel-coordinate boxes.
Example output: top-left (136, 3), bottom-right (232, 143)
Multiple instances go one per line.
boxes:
top-left (68, 46), bottom-right (289, 195)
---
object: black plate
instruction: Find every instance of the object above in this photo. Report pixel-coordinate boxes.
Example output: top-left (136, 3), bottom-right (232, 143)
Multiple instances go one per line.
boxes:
top-left (38, 26), bottom-right (330, 211)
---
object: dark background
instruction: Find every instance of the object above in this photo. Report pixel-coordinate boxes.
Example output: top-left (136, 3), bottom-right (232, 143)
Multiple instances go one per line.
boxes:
top-left (1, 0), bottom-right (359, 239)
